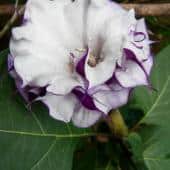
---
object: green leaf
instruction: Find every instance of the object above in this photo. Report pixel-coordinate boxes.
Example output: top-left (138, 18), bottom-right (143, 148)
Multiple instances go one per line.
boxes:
top-left (73, 146), bottom-right (97, 170)
top-left (103, 160), bottom-right (116, 170)
top-left (0, 50), bottom-right (95, 170)
top-left (126, 133), bottom-right (147, 170)
top-left (127, 133), bottom-right (143, 163)
top-left (73, 140), bottom-right (118, 170)
top-left (95, 160), bottom-right (117, 170)
top-left (132, 45), bottom-right (170, 170)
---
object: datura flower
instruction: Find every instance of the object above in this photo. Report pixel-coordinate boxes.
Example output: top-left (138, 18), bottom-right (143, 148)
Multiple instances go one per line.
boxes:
top-left (9, 0), bottom-right (153, 128)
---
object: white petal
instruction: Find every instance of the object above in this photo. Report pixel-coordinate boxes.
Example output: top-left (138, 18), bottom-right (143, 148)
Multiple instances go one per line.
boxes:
top-left (123, 15), bottom-right (151, 62)
top-left (124, 42), bottom-right (149, 62)
top-left (10, 0), bottom-right (86, 89)
top-left (142, 56), bottom-right (153, 75)
top-left (72, 105), bottom-right (102, 128)
top-left (40, 93), bottom-right (77, 123)
top-left (85, 52), bottom-right (116, 87)
top-left (136, 18), bottom-right (149, 39)
top-left (115, 60), bottom-right (148, 88)
top-left (14, 56), bottom-right (56, 87)
top-left (64, 0), bottom-right (89, 46)
top-left (85, 1), bottom-right (126, 87)
top-left (47, 75), bottom-right (84, 95)
top-left (136, 18), bottom-right (151, 60)
top-left (93, 86), bottom-right (130, 113)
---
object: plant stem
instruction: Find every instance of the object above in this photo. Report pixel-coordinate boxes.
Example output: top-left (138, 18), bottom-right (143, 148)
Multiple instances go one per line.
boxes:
top-left (0, 5), bottom-right (25, 39)
top-left (1, 3), bottom-right (170, 16)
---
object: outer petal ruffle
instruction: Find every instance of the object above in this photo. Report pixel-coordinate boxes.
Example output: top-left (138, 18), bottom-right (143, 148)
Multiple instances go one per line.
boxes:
top-left (123, 11), bottom-right (151, 62)
top-left (39, 93), bottom-right (77, 123)
top-left (142, 56), bottom-right (153, 75)
top-left (72, 104), bottom-right (102, 128)
top-left (93, 87), bottom-right (130, 114)
top-left (115, 60), bottom-right (149, 88)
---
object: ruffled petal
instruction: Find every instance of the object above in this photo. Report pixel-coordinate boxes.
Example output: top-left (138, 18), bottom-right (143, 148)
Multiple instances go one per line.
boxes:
top-left (40, 93), bottom-right (77, 123)
top-left (123, 12), bottom-right (151, 62)
top-left (46, 76), bottom-right (83, 95)
top-left (115, 60), bottom-right (148, 88)
top-left (92, 85), bottom-right (130, 113)
top-left (10, 0), bottom-right (87, 89)
top-left (85, 54), bottom-right (116, 87)
top-left (136, 18), bottom-right (149, 39)
top-left (142, 56), bottom-right (153, 75)
top-left (124, 40), bottom-right (151, 62)
top-left (72, 104), bottom-right (102, 128)
top-left (85, 0), bottom-right (126, 87)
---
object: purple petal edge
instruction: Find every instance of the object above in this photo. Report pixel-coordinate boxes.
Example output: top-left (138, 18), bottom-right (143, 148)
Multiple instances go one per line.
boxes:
top-left (8, 54), bottom-right (47, 103)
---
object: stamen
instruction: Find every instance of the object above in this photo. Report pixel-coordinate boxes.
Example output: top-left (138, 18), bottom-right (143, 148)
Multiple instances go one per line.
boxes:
top-left (75, 48), bottom-right (86, 53)
top-left (68, 54), bottom-right (75, 73)
top-left (88, 54), bottom-right (97, 67)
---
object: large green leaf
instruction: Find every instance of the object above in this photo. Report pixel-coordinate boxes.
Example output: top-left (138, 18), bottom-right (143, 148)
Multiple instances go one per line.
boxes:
top-left (132, 45), bottom-right (170, 170)
top-left (0, 50), bottom-right (95, 170)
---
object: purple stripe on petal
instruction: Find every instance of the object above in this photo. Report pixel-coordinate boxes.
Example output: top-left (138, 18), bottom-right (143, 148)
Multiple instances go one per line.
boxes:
top-left (123, 48), bottom-right (153, 87)
top-left (72, 87), bottom-right (98, 111)
top-left (16, 83), bottom-right (47, 103)
top-left (133, 32), bottom-right (146, 43)
top-left (82, 94), bottom-right (97, 110)
top-left (124, 48), bottom-right (152, 87)
top-left (76, 48), bottom-right (89, 79)
top-left (131, 42), bottom-right (143, 49)
top-left (114, 49), bottom-right (152, 88)
top-left (124, 48), bottom-right (149, 77)
top-left (105, 74), bottom-right (125, 89)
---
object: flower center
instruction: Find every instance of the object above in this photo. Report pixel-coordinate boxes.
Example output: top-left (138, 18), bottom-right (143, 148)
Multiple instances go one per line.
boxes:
top-left (88, 54), bottom-right (97, 67)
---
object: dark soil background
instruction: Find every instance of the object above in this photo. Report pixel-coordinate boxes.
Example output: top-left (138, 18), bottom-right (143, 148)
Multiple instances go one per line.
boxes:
top-left (0, 0), bottom-right (170, 53)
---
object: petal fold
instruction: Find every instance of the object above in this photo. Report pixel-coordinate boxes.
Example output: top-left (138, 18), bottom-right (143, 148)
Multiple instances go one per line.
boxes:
top-left (93, 85), bottom-right (130, 113)
top-left (40, 93), bottom-right (77, 123)
top-left (115, 60), bottom-right (148, 88)
top-left (72, 105), bottom-right (102, 128)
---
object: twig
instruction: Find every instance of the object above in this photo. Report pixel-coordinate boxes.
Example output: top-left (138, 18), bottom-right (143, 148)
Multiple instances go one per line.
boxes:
top-left (1, 3), bottom-right (170, 16)
top-left (121, 3), bottom-right (170, 16)
top-left (0, 5), bottom-right (25, 39)
top-left (0, 3), bottom-right (170, 39)
top-left (15, 0), bottom-right (19, 9)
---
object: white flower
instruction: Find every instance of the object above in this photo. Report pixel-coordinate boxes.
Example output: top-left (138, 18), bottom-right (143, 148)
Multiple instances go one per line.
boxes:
top-left (9, 0), bottom-right (152, 128)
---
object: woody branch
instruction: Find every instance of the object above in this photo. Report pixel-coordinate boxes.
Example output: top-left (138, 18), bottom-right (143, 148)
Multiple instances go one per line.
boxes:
top-left (1, 4), bottom-right (170, 16)
top-left (0, 3), bottom-right (170, 39)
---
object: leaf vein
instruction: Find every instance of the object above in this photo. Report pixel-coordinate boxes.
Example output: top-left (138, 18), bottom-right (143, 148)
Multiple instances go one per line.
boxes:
top-left (31, 139), bottom-right (57, 170)
top-left (133, 75), bottom-right (170, 130)
top-left (31, 110), bottom-right (46, 134)
top-left (145, 75), bottom-right (170, 119)
top-left (0, 129), bottom-right (103, 138)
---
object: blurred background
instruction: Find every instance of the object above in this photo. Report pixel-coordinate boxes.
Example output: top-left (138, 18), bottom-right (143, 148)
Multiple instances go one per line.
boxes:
top-left (0, 0), bottom-right (170, 53)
